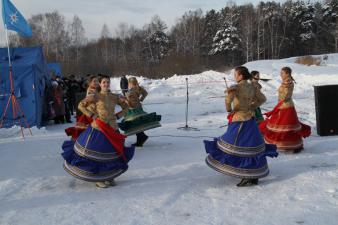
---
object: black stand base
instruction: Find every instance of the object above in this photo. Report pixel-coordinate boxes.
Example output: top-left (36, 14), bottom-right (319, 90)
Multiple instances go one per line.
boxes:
top-left (177, 125), bottom-right (199, 131)
top-left (176, 77), bottom-right (199, 131)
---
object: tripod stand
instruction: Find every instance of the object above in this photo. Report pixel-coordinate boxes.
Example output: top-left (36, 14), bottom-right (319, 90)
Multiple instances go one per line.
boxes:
top-left (177, 78), bottom-right (199, 131)
top-left (0, 25), bottom-right (32, 137)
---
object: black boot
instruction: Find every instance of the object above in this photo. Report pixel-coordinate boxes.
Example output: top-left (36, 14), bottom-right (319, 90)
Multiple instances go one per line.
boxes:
top-left (236, 178), bottom-right (259, 187)
top-left (293, 147), bottom-right (304, 154)
top-left (59, 116), bottom-right (65, 124)
top-left (54, 118), bottom-right (60, 124)
top-left (133, 132), bottom-right (149, 147)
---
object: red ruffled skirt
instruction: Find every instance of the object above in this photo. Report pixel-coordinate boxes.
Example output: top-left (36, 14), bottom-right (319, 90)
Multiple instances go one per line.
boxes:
top-left (260, 105), bottom-right (311, 152)
top-left (65, 115), bottom-right (93, 140)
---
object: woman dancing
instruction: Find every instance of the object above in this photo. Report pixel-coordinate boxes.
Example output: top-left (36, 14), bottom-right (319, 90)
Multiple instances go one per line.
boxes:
top-left (204, 66), bottom-right (278, 187)
top-left (62, 75), bottom-right (135, 188)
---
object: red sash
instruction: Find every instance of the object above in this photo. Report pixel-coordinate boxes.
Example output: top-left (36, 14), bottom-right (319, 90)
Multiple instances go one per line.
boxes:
top-left (264, 101), bottom-right (284, 118)
top-left (227, 112), bottom-right (235, 124)
top-left (95, 118), bottom-right (127, 162)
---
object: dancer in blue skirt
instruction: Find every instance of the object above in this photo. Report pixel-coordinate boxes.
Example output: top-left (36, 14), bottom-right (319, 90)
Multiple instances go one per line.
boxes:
top-left (204, 66), bottom-right (278, 187)
top-left (62, 75), bottom-right (135, 188)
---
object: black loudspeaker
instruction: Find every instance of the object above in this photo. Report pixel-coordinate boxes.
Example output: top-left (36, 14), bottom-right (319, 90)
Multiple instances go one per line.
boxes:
top-left (314, 85), bottom-right (338, 136)
top-left (75, 92), bottom-right (86, 116)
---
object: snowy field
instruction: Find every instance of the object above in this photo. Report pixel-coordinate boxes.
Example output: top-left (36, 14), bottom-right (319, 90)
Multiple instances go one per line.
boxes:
top-left (1, 54), bottom-right (338, 225)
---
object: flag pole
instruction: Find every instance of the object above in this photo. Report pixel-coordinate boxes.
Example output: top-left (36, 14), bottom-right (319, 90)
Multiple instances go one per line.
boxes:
top-left (4, 23), bottom-right (14, 93)
top-left (0, 0), bottom-right (33, 136)
top-left (4, 24), bottom-right (12, 68)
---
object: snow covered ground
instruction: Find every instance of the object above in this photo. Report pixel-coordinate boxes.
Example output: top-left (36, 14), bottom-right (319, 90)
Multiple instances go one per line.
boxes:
top-left (1, 54), bottom-right (338, 225)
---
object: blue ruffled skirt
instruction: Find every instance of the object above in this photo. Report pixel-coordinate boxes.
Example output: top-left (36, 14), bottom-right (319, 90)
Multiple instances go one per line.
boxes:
top-left (62, 126), bottom-right (135, 182)
top-left (204, 118), bottom-right (278, 179)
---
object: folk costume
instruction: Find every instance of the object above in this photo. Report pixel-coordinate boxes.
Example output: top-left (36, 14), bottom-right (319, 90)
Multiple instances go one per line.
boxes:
top-left (251, 79), bottom-right (265, 124)
top-left (204, 79), bottom-right (278, 186)
top-left (65, 86), bottom-right (97, 140)
top-left (259, 77), bottom-right (311, 153)
top-left (119, 80), bottom-right (161, 146)
top-left (62, 89), bottom-right (135, 187)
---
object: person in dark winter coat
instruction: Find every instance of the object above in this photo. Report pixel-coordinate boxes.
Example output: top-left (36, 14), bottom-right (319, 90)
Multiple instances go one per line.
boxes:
top-left (120, 75), bottom-right (128, 96)
top-left (71, 77), bottom-right (83, 113)
top-left (51, 81), bottom-right (66, 124)
top-left (45, 83), bottom-right (55, 122)
top-left (61, 78), bottom-right (72, 123)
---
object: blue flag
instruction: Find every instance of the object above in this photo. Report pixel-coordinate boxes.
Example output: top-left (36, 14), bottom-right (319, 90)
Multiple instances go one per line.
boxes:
top-left (2, 0), bottom-right (32, 37)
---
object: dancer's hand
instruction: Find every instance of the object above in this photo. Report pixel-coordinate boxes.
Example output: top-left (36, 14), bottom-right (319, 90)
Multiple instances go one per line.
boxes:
top-left (91, 114), bottom-right (98, 120)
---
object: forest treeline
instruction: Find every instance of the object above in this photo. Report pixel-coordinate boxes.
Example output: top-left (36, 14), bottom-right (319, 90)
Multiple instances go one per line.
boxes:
top-left (9, 0), bottom-right (338, 78)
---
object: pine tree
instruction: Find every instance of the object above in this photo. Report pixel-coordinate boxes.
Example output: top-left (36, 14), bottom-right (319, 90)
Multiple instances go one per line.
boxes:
top-left (209, 22), bottom-right (241, 55)
top-left (143, 15), bottom-right (170, 64)
top-left (201, 10), bottom-right (220, 56)
top-left (209, 5), bottom-right (241, 57)
top-left (322, 0), bottom-right (338, 52)
top-left (144, 30), bottom-right (169, 63)
top-left (289, 1), bottom-right (316, 52)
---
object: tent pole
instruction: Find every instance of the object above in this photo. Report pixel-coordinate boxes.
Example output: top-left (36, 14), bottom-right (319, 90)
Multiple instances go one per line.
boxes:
top-left (4, 24), bottom-right (12, 68)
top-left (0, 24), bottom-right (32, 137)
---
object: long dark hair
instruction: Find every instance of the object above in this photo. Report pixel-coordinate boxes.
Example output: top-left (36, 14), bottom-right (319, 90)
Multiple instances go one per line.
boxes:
top-left (251, 71), bottom-right (260, 80)
top-left (235, 66), bottom-right (252, 80)
top-left (281, 67), bottom-right (296, 83)
top-left (98, 74), bottom-right (110, 83)
top-left (87, 75), bottom-right (98, 86)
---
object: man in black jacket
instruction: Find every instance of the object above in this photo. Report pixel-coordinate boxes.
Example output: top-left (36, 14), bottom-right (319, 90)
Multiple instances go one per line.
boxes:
top-left (120, 75), bottom-right (128, 96)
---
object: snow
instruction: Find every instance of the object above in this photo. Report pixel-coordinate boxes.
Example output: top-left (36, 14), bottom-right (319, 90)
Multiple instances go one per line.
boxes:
top-left (1, 54), bottom-right (338, 225)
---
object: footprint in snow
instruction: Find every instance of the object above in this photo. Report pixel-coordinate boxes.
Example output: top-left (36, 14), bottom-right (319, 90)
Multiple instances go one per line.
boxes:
top-left (310, 163), bottom-right (337, 169)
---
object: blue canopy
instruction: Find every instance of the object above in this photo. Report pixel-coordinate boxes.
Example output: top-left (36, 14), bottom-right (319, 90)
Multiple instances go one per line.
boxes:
top-left (0, 47), bottom-right (50, 128)
top-left (47, 62), bottom-right (62, 77)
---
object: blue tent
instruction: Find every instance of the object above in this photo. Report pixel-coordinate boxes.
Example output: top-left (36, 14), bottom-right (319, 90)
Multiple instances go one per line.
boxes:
top-left (47, 62), bottom-right (62, 77)
top-left (0, 47), bottom-right (50, 128)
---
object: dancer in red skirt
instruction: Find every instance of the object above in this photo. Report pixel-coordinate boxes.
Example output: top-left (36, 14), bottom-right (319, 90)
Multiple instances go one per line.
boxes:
top-left (65, 75), bottom-right (100, 140)
top-left (260, 67), bottom-right (311, 153)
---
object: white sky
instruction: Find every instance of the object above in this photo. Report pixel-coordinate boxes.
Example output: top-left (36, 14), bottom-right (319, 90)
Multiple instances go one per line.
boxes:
top-left (0, 0), bottom-right (285, 42)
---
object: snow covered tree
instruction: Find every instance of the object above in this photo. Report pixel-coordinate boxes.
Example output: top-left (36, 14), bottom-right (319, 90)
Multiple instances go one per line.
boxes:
top-left (143, 30), bottom-right (169, 64)
top-left (322, 0), bottom-right (338, 52)
top-left (209, 22), bottom-right (241, 55)
top-left (201, 9), bottom-right (220, 56)
top-left (323, 0), bottom-right (338, 23)
top-left (290, 1), bottom-right (316, 44)
top-left (209, 4), bottom-right (241, 59)
top-left (143, 16), bottom-right (169, 64)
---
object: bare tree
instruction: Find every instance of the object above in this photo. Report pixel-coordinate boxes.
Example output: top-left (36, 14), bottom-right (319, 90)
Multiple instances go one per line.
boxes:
top-left (100, 23), bottom-right (111, 64)
top-left (239, 4), bottom-right (255, 62)
top-left (171, 9), bottom-right (204, 57)
top-left (69, 15), bottom-right (86, 63)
